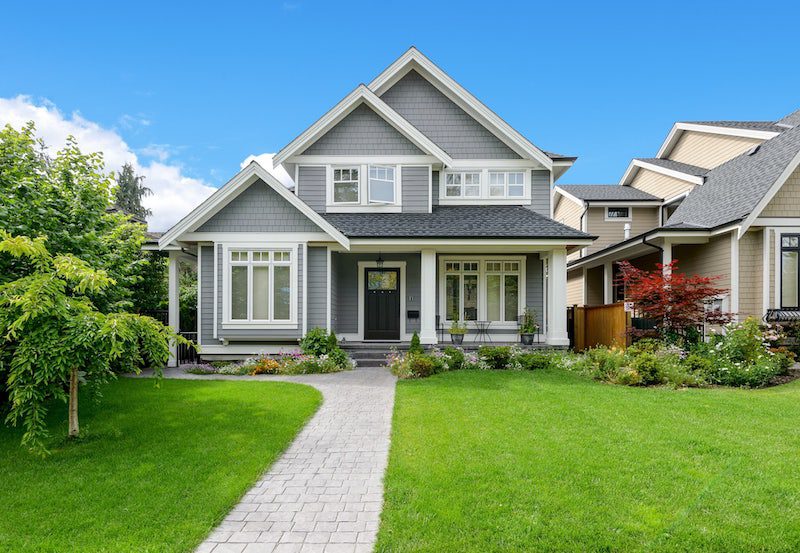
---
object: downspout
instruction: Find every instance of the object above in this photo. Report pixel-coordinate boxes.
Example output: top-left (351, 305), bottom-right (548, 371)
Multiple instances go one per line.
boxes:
top-left (579, 202), bottom-right (589, 257)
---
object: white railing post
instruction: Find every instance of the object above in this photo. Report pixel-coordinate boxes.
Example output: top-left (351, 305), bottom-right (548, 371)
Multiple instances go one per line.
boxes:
top-left (546, 248), bottom-right (570, 347)
top-left (167, 250), bottom-right (180, 367)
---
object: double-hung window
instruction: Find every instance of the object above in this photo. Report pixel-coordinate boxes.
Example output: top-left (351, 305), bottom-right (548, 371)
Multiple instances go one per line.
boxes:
top-left (229, 249), bottom-right (293, 322)
top-left (333, 168), bottom-right (359, 204)
top-left (489, 171), bottom-right (525, 198)
top-left (368, 165), bottom-right (395, 204)
top-left (485, 261), bottom-right (520, 322)
top-left (445, 261), bottom-right (479, 321)
top-left (782, 235), bottom-right (800, 308)
top-left (445, 172), bottom-right (481, 197)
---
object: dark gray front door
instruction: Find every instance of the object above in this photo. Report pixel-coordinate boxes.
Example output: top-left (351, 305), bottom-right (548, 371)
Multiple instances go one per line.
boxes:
top-left (364, 268), bottom-right (400, 340)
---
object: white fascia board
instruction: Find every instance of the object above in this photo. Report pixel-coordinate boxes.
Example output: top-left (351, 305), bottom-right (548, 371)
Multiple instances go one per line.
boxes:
top-left (288, 155), bottom-right (440, 165)
top-left (367, 47), bottom-right (553, 169)
top-left (552, 186), bottom-right (586, 209)
top-left (655, 124), bottom-right (682, 159)
top-left (273, 85), bottom-right (452, 168)
top-left (347, 238), bottom-right (594, 250)
top-left (158, 162), bottom-right (350, 250)
top-left (619, 160), bottom-right (639, 186)
top-left (629, 159), bottom-right (705, 186)
top-left (739, 149), bottom-right (800, 238)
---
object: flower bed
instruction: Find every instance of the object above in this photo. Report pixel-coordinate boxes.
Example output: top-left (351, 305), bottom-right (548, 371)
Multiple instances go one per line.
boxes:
top-left (183, 328), bottom-right (355, 376)
top-left (561, 317), bottom-right (795, 389)
top-left (387, 345), bottom-right (559, 379)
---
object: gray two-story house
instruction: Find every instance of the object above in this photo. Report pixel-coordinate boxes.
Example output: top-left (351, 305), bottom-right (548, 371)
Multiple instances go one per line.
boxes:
top-left (156, 47), bottom-right (593, 361)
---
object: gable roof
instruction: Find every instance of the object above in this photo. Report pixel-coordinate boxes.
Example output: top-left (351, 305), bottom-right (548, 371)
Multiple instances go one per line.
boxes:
top-left (682, 120), bottom-right (788, 133)
top-left (367, 47), bottom-right (557, 168)
top-left (273, 84), bottom-right (453, 167)
top-left (634, 158), bottom-right (708, 178)
top-left (620, 158), bottom-right (706, 186)
top-left (158, 161), bottom-right (350, 249)
top-left (666, 124), bottom-right (800, 232)
top-left (323, 205), bottom-right (593, 239)
top-left (556, 184), bottom-right (661, 202)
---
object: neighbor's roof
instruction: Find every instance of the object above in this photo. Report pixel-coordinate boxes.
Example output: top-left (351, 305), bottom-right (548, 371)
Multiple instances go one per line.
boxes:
top-left (634, 158), bottom-right (708, 177)
top-left (144, 231), bottom-right (163, 243)
top-left (558, 184), bottom-right (661, 202)
top-left (681, 120), bottom-right (788, 133)
top-left (544, 150), bottom-right (578, 162)
top-left (323, 206), bottom-right (594, 239)
top-left (667, 123), bottom-right (800, 229)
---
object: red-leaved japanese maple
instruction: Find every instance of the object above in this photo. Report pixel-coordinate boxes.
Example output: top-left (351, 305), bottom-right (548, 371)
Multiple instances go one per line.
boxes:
top-left (616, 260), bottom-right (733, 339)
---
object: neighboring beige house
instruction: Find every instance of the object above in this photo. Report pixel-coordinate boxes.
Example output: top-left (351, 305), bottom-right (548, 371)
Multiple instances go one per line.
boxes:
top-left (553, 109), bottom-right (800, 322)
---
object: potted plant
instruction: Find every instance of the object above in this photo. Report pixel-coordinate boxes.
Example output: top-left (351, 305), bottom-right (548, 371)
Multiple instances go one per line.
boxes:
top-left (519, 307), bottom-right (539, 346)
top-left (449, 313), bottom-right (467, 345)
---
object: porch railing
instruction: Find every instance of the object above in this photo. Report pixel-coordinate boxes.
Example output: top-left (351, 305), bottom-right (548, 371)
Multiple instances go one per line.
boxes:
top-left (178, 332), bottom-right (199, 365)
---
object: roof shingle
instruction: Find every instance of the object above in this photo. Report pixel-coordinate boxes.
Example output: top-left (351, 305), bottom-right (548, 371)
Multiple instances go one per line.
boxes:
top-left (558, 184), bottom-right (661, 201)
top-left (635, 158), bottom-right (708, 177)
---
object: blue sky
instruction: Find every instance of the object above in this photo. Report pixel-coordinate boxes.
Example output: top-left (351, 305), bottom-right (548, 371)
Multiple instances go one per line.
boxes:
top-left (1, 0), bottom-right (798, 228)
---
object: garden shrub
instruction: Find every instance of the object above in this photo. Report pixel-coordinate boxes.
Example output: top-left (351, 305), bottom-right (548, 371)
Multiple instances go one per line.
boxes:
top-left (479, 346), bottom-right (512, 370)
top-left (300, 327), bottom-right (331, 356)
top-left (630, 352), bottom-right (664, 385)
top-left (249, 357), bottom-right (281, 375)
top-left (517, 351), bottom-right (554, 371)
top-left (443, 346), bottom-right (465, 371)
top-left (613, 366), bottom-right (643, 386)
top-left (408, 332), bottom-right (424, 355)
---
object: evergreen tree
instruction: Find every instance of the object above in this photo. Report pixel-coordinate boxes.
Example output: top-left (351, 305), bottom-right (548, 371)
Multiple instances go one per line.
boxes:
top-left (114, 162), bottom-right (152, 219)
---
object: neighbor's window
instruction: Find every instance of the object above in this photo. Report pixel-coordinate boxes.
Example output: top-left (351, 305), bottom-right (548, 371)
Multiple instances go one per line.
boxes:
top-left (230, 250), bottom-right (292, 322)
top-left (445, 172), bottom-right (481, 197)
top-left (781, 235), bottom-right (800, 308)
top-left (489, 171), bottom-right (525, 198)
top-left (445, 261), bottom-right (479, 321)
top-left (333, 167), bottom-right (359, 203)
top-left (606, 207), bottom-right (631, 220)
top-left (368, 165), bottom-right (395, 204)
top-left (485, 261), bottom-right (520, 322)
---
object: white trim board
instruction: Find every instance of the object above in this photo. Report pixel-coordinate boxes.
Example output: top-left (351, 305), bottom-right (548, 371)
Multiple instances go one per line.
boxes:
top-left (620, 159), bottom-right (704, 187)
top-left (158, 161), bottom-right (350, 249)
top-left (656, 122), bottom-right (779, 159)
top-left (273, 85), bottom-right (453, 168)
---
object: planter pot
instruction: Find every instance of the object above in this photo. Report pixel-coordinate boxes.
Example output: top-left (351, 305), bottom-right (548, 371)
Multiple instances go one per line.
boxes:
top-left (520, 333), bottom-right (535, 346)
top-left (450, 333), bottom-right (464, 345)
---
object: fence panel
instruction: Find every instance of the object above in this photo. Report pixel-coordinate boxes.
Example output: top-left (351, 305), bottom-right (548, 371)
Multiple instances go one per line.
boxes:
top-left (572, 303), bottom-right (630, 351)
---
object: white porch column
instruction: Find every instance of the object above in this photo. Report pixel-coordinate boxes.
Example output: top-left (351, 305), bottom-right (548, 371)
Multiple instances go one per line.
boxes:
top-left (662, 239), bottom-right (672, 274)
top-left (546, 248), bottom-right (570, 347)
top-left (167, 250), bottom-right (180, 367)
top-left (603, 261), bottom-right (613, 304)
top-left (419, 249), bottom-right (438, 344)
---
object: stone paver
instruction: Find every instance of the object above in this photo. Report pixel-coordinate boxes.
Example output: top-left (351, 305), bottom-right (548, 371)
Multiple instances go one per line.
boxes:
top-left (180, 367), bottom-right (397, 553)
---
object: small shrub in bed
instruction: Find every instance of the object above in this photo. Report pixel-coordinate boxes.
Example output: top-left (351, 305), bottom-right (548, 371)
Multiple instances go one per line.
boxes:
top-left (516, 351), bottom-right (555, 371)
top-left (478, 346), bottom-right (513, 370)
top-left (443, 346), bottom-right (465, 371)
top-left (300, 327), bottom-right (332, 356)
top-left (408, 332), bottom-right (424, 355)
top-left (630, 353), bottom-right (664, 385)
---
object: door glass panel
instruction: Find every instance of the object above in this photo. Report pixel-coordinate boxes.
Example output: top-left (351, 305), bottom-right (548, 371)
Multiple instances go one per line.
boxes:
top-left (273, 265), bottom-right (291, 320)
top-left (446, 274), bottom-right (460, 320)
top-left (368, 270), bottom-right (398, 290)
top-left (487, 274), bottom-right (501, 321)
top-left (231, 266), bottom-right (248, 320)
top-left (252, 266), bottom-right (270, 320)
top-left (782, 251), bottom-right (799, 308)
top-left (504, 275), bottom-right (519, 322)
top-left (463, 274), bottom-right (478, 321)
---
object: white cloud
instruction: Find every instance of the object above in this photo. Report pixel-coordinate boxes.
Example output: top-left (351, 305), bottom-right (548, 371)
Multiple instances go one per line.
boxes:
top-left (240, 153), bottom-right (295, 189)
top-left (0, 95), bottom-right (215, 232)
top-left (0, 96), bottom-right (298, 233)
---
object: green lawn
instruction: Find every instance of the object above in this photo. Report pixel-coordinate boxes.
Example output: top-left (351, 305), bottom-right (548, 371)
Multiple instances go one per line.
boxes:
top-left (0, 378), bottom-right (320, 553)
top-left (377, 369), bottom-right (800, 552)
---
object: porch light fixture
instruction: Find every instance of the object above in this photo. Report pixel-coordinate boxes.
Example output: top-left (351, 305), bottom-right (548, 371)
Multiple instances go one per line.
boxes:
top-left (376, 252), bottom-right (384, 269)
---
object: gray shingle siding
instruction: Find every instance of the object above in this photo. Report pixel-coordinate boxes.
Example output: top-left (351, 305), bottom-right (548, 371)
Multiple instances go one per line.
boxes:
top-left (196, 179), bottom-right (321, 233)
top-left (530, 170), bottom-right (550, 216)
top-left (525, 253), bottom-right (544, 328)
top-left (331, 253), bottom-right (420, 335)
top-left (306, 246), bottom-right (328, 330)
top-left (297, 166), bottom-right (326, 212)
top-left (380, 70), bottom-right (521, 159)
top-left (215, 244), bottom-right (304, 342)
top-left (401, 166), bottom-right (430, 213)
top-left (302, 103), bottom-right (424, 156)
top-left (200, 245), bottom-right (215, 344)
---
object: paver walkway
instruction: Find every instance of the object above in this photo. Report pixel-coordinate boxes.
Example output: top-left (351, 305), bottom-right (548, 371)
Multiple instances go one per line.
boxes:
top-left (177, 367), bottom-right (397, 553)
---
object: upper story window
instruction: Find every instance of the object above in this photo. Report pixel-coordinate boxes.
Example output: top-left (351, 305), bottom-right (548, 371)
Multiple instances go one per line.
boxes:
top-left (368, 165), bottom-right (395, 204)
top-left (445, 172), bottom-right (481, 197)
top-left (605, 206), bottom-right (631, 221)
top-left (333, 168), bottom-right (359, 204)
top-left (489, 171), bottom-right (525, 198)
top-left (229, 249), bottom-right (293, 323)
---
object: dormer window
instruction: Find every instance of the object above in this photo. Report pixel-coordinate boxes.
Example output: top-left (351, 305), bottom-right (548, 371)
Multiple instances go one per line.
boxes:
top-left (333, 168), bottom-right (360, 204)
top-left (368, 165), bottom-right (396, 204)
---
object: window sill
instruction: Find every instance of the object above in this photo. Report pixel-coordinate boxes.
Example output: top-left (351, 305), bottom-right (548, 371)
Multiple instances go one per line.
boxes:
top-left (222, 322), bottom-right (298, 330)
top-left (326, 205), bottom-right (402, 213)
top-left (438, 198), bottom-right (530, 205)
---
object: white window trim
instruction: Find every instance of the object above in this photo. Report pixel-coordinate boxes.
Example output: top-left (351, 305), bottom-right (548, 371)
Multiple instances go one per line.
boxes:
top-left (221, 242), bottom-right (299, 329)
top-left (438, 169), bottom-right (531, 204)
top-left (438, 255), bottom-right (527, 329)
top-left (368, 164), bottom-right (398, 204)
top-left (605, 206), bottom-right (632, 222)
top-left (327, 164), bottom-right (402, 210)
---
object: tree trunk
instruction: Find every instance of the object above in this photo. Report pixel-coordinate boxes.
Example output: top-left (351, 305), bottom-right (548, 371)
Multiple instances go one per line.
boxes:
top-left (68, 368), bottom-right (79, 438)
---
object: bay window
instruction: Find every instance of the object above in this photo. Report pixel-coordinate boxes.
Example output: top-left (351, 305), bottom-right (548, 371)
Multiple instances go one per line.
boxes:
top-left (333, 168), bottom-right (359, 203)
top-left (229, 249), bottom-right (293, 323)
top-left (443, 258), bottom-right (523, 324)
top-left (368, 165), bottom-right (395, 203)
top-left (781, 235), bottom-right (800, 308)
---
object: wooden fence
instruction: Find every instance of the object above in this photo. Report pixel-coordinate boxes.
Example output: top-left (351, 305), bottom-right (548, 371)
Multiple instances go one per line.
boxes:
top-left (570, 303), bottom-right (631, 351)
